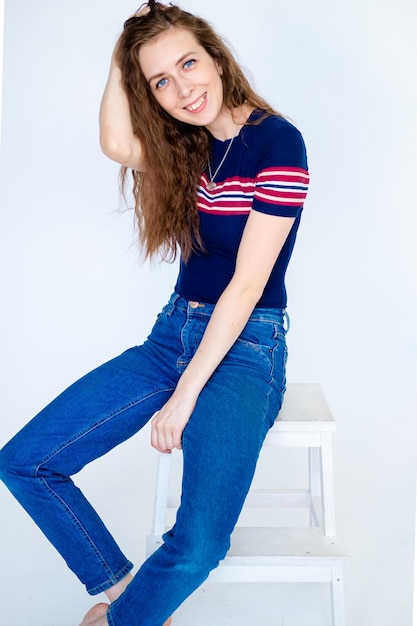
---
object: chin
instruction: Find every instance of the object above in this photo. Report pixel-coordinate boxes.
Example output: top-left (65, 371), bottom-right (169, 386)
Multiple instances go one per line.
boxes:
top-left (175, 114), bottom-right (211, 128)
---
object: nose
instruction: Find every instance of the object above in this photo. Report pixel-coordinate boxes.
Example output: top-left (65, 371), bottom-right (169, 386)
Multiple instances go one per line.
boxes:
top-left (176, 76), bottom-right (193, 99)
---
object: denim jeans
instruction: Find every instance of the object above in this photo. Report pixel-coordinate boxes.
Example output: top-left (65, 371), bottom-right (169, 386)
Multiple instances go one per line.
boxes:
top-left (0, 292), bottom-right (288, 625)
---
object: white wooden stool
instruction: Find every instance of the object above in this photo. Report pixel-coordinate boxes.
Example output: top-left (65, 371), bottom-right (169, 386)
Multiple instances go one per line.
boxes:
top-left (262, 382), bottom-right (337, 536)
top-left (147, 383), bottom-right (348, 626)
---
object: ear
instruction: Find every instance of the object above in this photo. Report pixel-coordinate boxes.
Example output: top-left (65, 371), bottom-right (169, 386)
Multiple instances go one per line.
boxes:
top-left (215, 61), bottom-right (223, 77)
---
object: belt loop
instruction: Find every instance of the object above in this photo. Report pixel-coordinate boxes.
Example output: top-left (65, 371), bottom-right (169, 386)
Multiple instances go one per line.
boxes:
top-left (283, 310), bottom-right (290, 334)
top-left (165, 291), bottom-right (181, 315)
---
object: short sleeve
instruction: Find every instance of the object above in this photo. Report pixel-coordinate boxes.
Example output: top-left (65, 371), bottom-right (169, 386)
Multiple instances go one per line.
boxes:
top-left (252, 119), bottom-right (309, 218)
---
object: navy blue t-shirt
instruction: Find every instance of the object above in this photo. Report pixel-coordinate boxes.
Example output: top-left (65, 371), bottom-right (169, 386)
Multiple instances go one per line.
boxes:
top-left (175, 111), bottom-right (309, 308)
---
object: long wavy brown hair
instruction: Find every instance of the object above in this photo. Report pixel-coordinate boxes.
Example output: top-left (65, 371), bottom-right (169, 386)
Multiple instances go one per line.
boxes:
top-left (115, 1), bottom-right (278, 261)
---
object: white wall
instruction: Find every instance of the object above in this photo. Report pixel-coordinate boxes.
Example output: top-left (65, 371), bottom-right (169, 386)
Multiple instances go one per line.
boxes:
top-left (0, 0), bottom-right (4, 143)
top-left (1, 1), bottom-right (416, 625)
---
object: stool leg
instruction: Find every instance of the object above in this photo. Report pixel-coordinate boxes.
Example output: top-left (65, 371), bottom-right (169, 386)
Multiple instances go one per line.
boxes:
top-left (331, 566), bottom-right (346, 626)
top-left (309, 446), bottom-right (322, 528)
top-left (152, 452), bottom-right (172, 536)
top-left (321, 432), bottom-right (336, 536)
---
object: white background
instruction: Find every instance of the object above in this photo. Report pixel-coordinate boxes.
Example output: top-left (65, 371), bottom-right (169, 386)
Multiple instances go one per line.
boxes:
top-left (0, 1), bottom-right (416, 625)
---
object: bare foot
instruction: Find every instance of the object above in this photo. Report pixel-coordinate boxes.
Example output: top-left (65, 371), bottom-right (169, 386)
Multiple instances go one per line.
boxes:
top-left (79, 602), bottom-right (172, 626)
top-left (78, 603), bottom-right (109, 626)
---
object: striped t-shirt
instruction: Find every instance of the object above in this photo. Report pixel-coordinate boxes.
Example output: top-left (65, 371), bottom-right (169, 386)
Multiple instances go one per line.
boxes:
top-left (175, 110), bottom-right (309, 308)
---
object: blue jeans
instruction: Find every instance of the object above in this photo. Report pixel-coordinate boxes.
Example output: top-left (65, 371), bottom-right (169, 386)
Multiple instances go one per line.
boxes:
top-left (0, 292), bottom-right (288, 625)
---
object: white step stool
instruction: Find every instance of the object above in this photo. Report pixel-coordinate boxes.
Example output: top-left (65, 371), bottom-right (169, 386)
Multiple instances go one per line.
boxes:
top-left (147, 383), bottom-right (348, 626)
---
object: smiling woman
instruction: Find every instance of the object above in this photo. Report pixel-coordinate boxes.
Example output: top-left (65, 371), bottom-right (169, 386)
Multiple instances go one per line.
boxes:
top-left (0, 1), bottom-right (309, 625)
top-left (139, 29), bottom-right (228, 135)
top-left (107, 1), bottom-right (279, 263)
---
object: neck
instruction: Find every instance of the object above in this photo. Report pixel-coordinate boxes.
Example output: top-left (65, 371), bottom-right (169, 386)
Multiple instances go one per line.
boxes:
top-left (206, 104), bottom-right (254, 141)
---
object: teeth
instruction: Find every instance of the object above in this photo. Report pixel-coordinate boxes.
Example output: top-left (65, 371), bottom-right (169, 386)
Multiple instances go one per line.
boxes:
top-left (186, 95), bottom-right (205, 112)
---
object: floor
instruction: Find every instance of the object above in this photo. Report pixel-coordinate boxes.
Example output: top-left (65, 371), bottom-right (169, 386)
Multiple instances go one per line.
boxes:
top-left (1, 542), bottom-right (334, 626)
top-left (0, 546), bottom-right (335, 626)
top-left (2, 574), bottom-right (334, 626)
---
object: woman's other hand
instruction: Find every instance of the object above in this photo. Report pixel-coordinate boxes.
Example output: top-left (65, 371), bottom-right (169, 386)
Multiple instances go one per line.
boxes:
top-left (151, 392), bottom-right (197, 453)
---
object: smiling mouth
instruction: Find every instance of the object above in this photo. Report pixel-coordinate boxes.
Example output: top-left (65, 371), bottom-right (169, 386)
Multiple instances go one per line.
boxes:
top-left (185, 93), bottom-right (207, 112)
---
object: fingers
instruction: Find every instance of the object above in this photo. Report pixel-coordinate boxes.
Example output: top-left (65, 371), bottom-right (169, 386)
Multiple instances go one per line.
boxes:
top-left (151, 411), bottom-right (184, 453)
top-left (123, 4), bottom-right (150, 29)
top-left (151, 394), bottom-right (196, 452)
top-left (135, 3), bottom-right (151, 17)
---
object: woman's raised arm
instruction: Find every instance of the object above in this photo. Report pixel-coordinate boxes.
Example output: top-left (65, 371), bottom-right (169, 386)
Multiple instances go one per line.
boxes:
top-left (99, 54), bottom-right (146, 171)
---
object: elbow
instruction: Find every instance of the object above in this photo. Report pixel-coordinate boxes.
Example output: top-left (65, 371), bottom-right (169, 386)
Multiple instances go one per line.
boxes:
top-left (246, 283), bottom-right (266, 307)
top-left (100, 133), bottom-right (132, 165)
top-left (230, 278), bottom-right (266, 308)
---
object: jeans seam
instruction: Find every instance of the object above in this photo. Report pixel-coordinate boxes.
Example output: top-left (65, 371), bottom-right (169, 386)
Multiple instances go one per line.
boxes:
top-left (87, 561), bottom-right (134, 596)
top-left (269, 338), bottom-right (288, 395)
top-left (106, 605), bottom-right (116, 626)
top-left (39, 475), bottom-right (120, 584)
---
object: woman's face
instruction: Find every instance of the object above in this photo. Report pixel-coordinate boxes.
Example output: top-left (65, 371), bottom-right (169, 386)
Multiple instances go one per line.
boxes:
top-left (139, 27), bottom-right (231, 138)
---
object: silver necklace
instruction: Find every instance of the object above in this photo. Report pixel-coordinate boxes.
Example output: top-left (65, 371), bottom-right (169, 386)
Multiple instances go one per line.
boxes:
top-left (207, 127), bottom-right (240, 191)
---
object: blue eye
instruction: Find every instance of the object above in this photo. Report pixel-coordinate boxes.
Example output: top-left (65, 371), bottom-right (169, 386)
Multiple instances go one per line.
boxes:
top-left (184, 59), bottom-right (196, 69)
top-left (156, 77), bottom-right (169, 89)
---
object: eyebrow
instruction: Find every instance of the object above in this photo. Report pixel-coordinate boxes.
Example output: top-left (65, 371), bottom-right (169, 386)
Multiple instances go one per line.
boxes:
top-left (147, 51), bottom-right (198, 84)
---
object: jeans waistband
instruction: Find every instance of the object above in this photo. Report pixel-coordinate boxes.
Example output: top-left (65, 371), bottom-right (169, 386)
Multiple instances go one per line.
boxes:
top-left (168, 292), bottom-right (290, 330)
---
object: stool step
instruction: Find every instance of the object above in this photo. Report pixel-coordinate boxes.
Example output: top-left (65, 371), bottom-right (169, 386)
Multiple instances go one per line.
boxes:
top-left (147, 527), bottom-right (348, 567)
top-left (165, 488), bottom-right (314, 510)
top-left (227, 527), bottom-right (347, 560)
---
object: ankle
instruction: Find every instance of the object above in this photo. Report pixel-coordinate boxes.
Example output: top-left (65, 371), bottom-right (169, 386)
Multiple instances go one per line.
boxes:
top-left (104, 573), bottom-right (133, 603)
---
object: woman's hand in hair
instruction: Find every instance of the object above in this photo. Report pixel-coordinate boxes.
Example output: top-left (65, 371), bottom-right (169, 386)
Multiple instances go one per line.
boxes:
top-left (128, 1), bottom-right (170, 20)
top-left (129, 2), bottom-right (171, 19)
top-left (132, 3), bottom-right (151, 18)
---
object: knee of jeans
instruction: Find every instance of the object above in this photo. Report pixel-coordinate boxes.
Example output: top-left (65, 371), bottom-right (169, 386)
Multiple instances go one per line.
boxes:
top-left (0, 439), bottom-right (32, 486)
top-left (0, 444), bottom-right (14, 485)
top-left (163, 528), bottom-right (230, 576)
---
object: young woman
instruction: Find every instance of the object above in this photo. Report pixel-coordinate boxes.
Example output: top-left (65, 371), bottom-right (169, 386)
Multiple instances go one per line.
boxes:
top-left (0, 2), bottom-right (309, 624)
